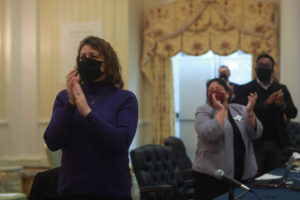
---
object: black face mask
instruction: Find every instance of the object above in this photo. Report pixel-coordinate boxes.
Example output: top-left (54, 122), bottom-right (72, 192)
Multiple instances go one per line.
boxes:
top-left (78, 58), bottom-right (103, 82)
top-left (256, 66), bottom-right (272, 83)
top-left (219, 73), bottom-right (228, 81)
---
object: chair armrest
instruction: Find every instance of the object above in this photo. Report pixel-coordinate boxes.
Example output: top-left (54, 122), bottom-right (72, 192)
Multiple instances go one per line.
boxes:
top-left (140, 185), bottom-right (173, 193)
top-left (182, 168), bottom-right (194, 182)
top-left (181, 169), bottom-right (194, 189)
top-left (140, 185), bottom-right (173, 200)
top-left (182, 168), bottom-right (194, 176)
top-left (183, 179), bottom-right (194, 187)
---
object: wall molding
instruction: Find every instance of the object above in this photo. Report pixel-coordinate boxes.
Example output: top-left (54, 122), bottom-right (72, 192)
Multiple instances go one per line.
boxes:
top-left (138, 119), bottom-right (152, 126)
top-left (0, 119), bottom-right (8, 125)
top-left (0, 155), bottom-right (49, 168)
top-left (39, 119), bottom-right (50, 125)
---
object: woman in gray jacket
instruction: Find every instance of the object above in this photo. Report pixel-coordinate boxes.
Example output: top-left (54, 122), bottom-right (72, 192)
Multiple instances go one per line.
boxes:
top-left (193, 78), bottom-right (263, 200)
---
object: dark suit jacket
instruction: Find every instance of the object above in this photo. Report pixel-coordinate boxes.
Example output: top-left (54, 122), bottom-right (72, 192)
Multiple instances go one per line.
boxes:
top-left (233, 80), bottom-right (297, 147)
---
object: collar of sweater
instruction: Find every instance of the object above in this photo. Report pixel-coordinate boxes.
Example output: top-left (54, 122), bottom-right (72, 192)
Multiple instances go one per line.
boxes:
top-left (82, 79), bottom-right (113, 94)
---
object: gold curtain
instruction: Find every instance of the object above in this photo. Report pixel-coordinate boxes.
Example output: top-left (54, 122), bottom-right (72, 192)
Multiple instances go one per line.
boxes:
top-left (141, 0), bottom-right (278, 144)
top-left (39, 0), bottom-right (60, 121)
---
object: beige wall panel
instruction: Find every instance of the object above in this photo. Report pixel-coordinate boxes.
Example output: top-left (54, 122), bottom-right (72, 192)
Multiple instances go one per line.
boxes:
top-left (39, 0), bottom-right (60, 120)
top-left (39, 0), bottom-right (132, 119)
top-left (280, 0), bottom-right (300, 122)
top-left (114, 0), bottom-right (129, 88)
top-left (0, 0), bottom-right (6, 120)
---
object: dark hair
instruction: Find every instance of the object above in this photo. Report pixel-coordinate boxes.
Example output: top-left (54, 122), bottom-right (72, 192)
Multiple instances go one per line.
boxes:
top-left (256, 54), bottom-right (275, 68)
top-left (76, 36), bottom-right (123, 86)
top-left (206, 78), bottom-right (231, 98)
top-left (219, 65), bottom-right (230, 73)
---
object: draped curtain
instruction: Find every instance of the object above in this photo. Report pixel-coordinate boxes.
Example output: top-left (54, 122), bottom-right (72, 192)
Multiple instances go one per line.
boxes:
top-left (141, 0), bottom-right (278, 144)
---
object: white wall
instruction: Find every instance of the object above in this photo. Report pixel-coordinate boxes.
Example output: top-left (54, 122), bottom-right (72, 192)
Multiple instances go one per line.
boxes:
top-left (2, 0), bottom-right (43, 166)
top-left (280, 0), bottom-right (300, 122)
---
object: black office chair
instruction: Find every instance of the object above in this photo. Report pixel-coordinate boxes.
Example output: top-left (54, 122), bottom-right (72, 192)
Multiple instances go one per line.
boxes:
top-left (28, 167), bottom-right (60, 200)
top-left (164, 136), bottom-right (195, 200)
top-left (164, 136), bottom-right (192, 170)
top-left (130, 144), bottom-right (186, 200)
top-left (287, 121), bottom-right (300, 152)
top-left (282, 121), bottom-right (300, 163)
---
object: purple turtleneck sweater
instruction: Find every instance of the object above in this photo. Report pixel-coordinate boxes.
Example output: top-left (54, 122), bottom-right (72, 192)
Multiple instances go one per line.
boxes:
top-left (44, 79), bottom-right (138, 198)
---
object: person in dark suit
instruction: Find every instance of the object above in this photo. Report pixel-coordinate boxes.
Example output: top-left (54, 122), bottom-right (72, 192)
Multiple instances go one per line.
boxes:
top-left (233, 54), bottom-right (298, 176)
top-left (218, 65), bottom-right (235, 86)
top-left (193, 78), bottom-right (263, 200)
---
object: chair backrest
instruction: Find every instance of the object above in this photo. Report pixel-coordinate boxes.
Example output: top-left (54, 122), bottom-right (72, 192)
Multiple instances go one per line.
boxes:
top-left (164, 137), bottom-right (195, 200)
top-left (28, 167), bottom-right (60, 200)
top-left (130, 144), bottom-right (185, 200)
top-left (287, 121), bottom-right (300, 148)
top-left (164, 136), bottom-right (192, 170)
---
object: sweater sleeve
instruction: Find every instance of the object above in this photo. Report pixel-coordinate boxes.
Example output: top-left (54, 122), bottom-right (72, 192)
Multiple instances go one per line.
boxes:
top-left (194, 105), bottom-right (224, 142)
top-left (281, 84), bottom-right (298, 119)
top-left (83, 91), bottom-right (138, 153)
top-left (44, 90), bottom-right (76, 151)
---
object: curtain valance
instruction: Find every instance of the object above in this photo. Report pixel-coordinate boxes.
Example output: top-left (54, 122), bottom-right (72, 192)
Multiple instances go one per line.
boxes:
top-left (141, 0), bottom-right (278, 144)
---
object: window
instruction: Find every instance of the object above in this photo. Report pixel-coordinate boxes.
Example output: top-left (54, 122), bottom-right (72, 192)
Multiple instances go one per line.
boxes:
top-left (172, 50), bottom-right (252, 156)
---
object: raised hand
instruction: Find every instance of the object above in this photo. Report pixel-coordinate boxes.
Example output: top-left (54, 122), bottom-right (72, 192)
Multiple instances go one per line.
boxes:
top-left (72, 77), bottom-right (91, 117)
top-left (264, 89), bottom-right (285, 109)
top-left (246, 92), bottom-right (258, 113)
top-left (212, 93), bottom-right (224, 111)
top-left (273, 90), bottom-right (285, 108)
top-left (66, 70), bottom-right (77, 105)
top-left (246, 92), bottom-right (258, 128)
top-left (265, 89), bottom-right (283, 107)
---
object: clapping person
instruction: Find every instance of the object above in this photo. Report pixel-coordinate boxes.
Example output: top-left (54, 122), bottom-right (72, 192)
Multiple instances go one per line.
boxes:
top-left (193, 78), bottom-right (263, 200)
top-left (44, 36), bottom-right (138, 200)
top-left (233, 54), bottom-right (297, 176)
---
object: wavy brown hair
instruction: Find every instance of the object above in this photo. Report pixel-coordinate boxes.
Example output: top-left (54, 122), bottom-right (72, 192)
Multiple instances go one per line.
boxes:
top-left (76, 36), bottom-right (123, 88)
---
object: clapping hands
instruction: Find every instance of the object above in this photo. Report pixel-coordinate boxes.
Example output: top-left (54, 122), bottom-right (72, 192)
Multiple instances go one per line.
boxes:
top-left (246, 92), bottom-right (258, 113)
top-left (265, 89), bottom-right (285, 108)
top-left (66, 70), bottom-right (91, 117)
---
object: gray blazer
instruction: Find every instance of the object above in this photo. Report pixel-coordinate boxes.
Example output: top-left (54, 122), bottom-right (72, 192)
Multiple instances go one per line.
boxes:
top-left (193, 103), bottom-right (263, 180)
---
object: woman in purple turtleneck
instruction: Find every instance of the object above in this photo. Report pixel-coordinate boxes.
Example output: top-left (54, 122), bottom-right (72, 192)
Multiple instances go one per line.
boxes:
top-left (44, 36), bottom-right (138, 200)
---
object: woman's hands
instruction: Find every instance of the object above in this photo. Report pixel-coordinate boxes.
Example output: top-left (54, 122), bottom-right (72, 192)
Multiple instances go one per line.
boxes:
top-left (246, 92), bottom-right (258, 114)
top-left (212, 93), bottom-right (227, 128)
top-left (211, 93), bottom-right (225, 111)
top-left (246, 92), bottom-right (258, 129)
top-left (66, 70), bottom-right (77, 105)
top-left (66, 70), bottom-right (91, 117)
